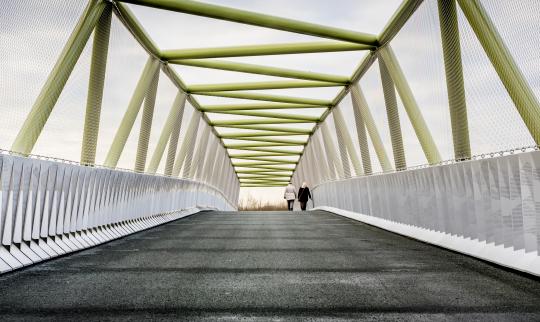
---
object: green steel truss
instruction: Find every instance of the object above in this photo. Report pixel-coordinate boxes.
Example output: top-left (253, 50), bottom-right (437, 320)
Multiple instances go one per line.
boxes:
top-left (12, 0), bottom-right (540, 188)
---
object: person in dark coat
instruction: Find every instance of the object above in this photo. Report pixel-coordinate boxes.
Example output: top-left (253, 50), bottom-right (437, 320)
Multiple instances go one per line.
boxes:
top-left (297, 182), bottom-right (312, 211)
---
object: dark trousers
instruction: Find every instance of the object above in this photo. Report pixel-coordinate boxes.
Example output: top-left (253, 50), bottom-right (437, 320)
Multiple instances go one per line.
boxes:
top-left (300, 201), bottom-right (307, 211)
top-left (287, 200), bottom-right (294, 211)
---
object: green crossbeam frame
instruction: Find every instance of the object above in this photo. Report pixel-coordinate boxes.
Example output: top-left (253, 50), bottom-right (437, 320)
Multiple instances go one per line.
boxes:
top-left (12, 0), bottom-right (540, 188)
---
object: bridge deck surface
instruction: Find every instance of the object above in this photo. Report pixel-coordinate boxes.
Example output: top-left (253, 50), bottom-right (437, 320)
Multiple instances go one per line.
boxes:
top-left (0, 210), bottom-right (539, 321)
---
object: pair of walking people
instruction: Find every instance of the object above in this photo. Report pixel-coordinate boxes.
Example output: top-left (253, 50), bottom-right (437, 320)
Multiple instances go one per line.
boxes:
top-left (284, 182), bottom-right (312, 211)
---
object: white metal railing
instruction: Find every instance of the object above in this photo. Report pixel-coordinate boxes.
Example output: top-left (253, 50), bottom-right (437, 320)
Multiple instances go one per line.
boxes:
top-left (0, 154), bottom-right (235, 274)
top-left (312, 150), bottom-right (540, 276)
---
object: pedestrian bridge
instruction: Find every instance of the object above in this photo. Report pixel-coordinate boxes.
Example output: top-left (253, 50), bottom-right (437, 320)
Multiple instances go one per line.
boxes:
top-left (1, 0), bottom-right (540, 319)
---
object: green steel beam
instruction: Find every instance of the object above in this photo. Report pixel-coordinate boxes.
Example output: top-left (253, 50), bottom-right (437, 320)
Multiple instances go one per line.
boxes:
top-left (379, 45), bottom-right (442, 165)
top-left (104, 57), bottom-right (160, 168)
top-left (219, 131), bottom-right (308, 138)
top-left (316, 0), bottom-right (423, 128)
top-left (240, 178), bottom-right (290, 183)
top-left (200, 103), bottom-right (326, 111)
top-left (232, 156), bottom-right (298, 164)
top-left (238, 173), bottom-right (293, 177)
top-left (228, 137), bottom-right (307, 145)
top-left (457, 0), bottom-right (540, 145)
top-left (351, 84), bottom-right (392, 172)
top-left (120, 0), bottom-right (378, 45)
top-left (147, 92), bottom-right (186, 174)
top-left (163, 93), bottom-right (187, 175)
top-left (11, 0), bottom-right (107, 155)
top-left (225, 142), bottom-right (302, 148)
top-left (162, 42), bottom-right (372, 60)
top-left (194, 91), bottom-right (332, 105)
top-left (239, 175), bottom-right (291, 179)
top-left (114, 3), bottom-right (161, 57)
top-left (134, 66), bottom-right (160, 172)
top-left (170, 59), bottom-right (350, 83)
top-left (219, 124), bottom-right (313, 133)
top-left (236, 169), bottom-right (293, 174)
top-left (230, 152), bottom-right (296, 158)
top-left (230, 147), bottom-right (302, 155)
top-left (233, 159), bottom-right (298, 164)
top-left (379, 0), bottom-right (424, 45)
top-left (208, 110), bottom-right (321, 122)
top-left (81, 3), bottom-right (112, 165)
top-left (350, 87), bottom-right (372, 175)
top-left (188, 80), bottom-right (342, 92)
top-left (241, 184), bottom-right (287, 187)
top-left (212, 119), bottom-right (315, 126)
top-left (212, 119), bottom-right (314, 126)
top-left (439, 0), bottom-right (471, 160)
top-left (234, 164), bottom-right (296, 171)
top-left (379, 56), bottom-right (406, 171)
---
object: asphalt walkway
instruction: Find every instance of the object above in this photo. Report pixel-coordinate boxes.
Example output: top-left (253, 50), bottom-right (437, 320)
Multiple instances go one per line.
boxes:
top-left (0, 210), bottom-right (539, 321)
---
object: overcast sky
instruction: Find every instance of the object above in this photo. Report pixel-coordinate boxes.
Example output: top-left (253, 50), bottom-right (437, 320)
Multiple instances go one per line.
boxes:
top-left (1, 0), bottom-right (538, 205)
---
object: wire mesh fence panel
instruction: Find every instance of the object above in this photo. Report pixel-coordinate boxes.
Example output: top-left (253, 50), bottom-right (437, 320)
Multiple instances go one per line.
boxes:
top-left (0, 0), bottom-right (88, 153)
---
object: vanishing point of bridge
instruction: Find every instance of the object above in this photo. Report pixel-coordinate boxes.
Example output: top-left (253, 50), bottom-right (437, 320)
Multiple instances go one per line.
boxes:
top-left (0, 0), bottom-right (539, 320)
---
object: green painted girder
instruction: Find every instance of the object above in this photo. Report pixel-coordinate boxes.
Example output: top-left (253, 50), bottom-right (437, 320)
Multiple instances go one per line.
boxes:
top-left (218, 124), bottom-right (313, 133)
top-left (240, 178), bottom-right (292, 183)
top-left (229, 152), bottom-right (296, 158)
top-left (219, 131), bottom-right (308, 138)
top-left (188, 80), bottom-right (342, 92)
top-left (212, 118), bottom-right (314, 126)
top-left (225, 142), bottom-right (302, 148)
top-left (238, 171), bottom-right (292, 176)
top-left (200, 103), bottom-right (327, 111)
top-left (228, 137), bottom-right (308, 145)
top-left (233, 161), bottom-right (288, 167)
top-left (239, 175), bottom-right (291, 179)
top-left (193, 91), bottom-right (333, 105)
top-left (230, 147), bottom-right (302, 155)
top-left (236, 169), bottom-right (293, 174)
top-left (115, 3), bottom-right (161, 57)
top-left (241, 184), bottom-right (287, 187)
top-left (120, 0), bottom-right (378, 45)
top-left (232, 156), bottom-right (299, 163)
top-left (233, 164), bottom-right (296, 171)
top-left (11, 0), bottom-right (108, 155)
top-left (208, 110), bottom-right (322, 122)
top-left (210, 118), bottom-right (316, 127)
top-left (240, 179), bottom-right (291, 184)
top-left (170, 59), bottom-right (350, 83)
top-left (162, 42), bottom-right (373, 60)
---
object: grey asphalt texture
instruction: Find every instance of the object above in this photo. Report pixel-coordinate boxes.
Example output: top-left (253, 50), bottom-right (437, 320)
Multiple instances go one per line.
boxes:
top-left (0, 210), bottom-right (539, 321)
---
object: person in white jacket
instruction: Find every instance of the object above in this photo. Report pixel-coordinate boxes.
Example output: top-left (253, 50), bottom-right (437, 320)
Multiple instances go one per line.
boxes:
top-left (283, 183), bottom-right (296, 211)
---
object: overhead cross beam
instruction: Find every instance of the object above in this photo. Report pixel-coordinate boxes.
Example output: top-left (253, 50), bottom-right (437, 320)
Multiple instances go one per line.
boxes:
top-left (193, 91), bottom-right (333, 105)
top-left (208, 110), bottom-right (321, 122)
top-left (200, 103), bottom-right (327, 111)
top-left (188, 80), bottom-right (343, 92)
top-left (171, 59), bottom-right (350, 83)
top-left (162, 42), bottom-right (373, 59)
top-left (120, 0), bottom-right (378, 45)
